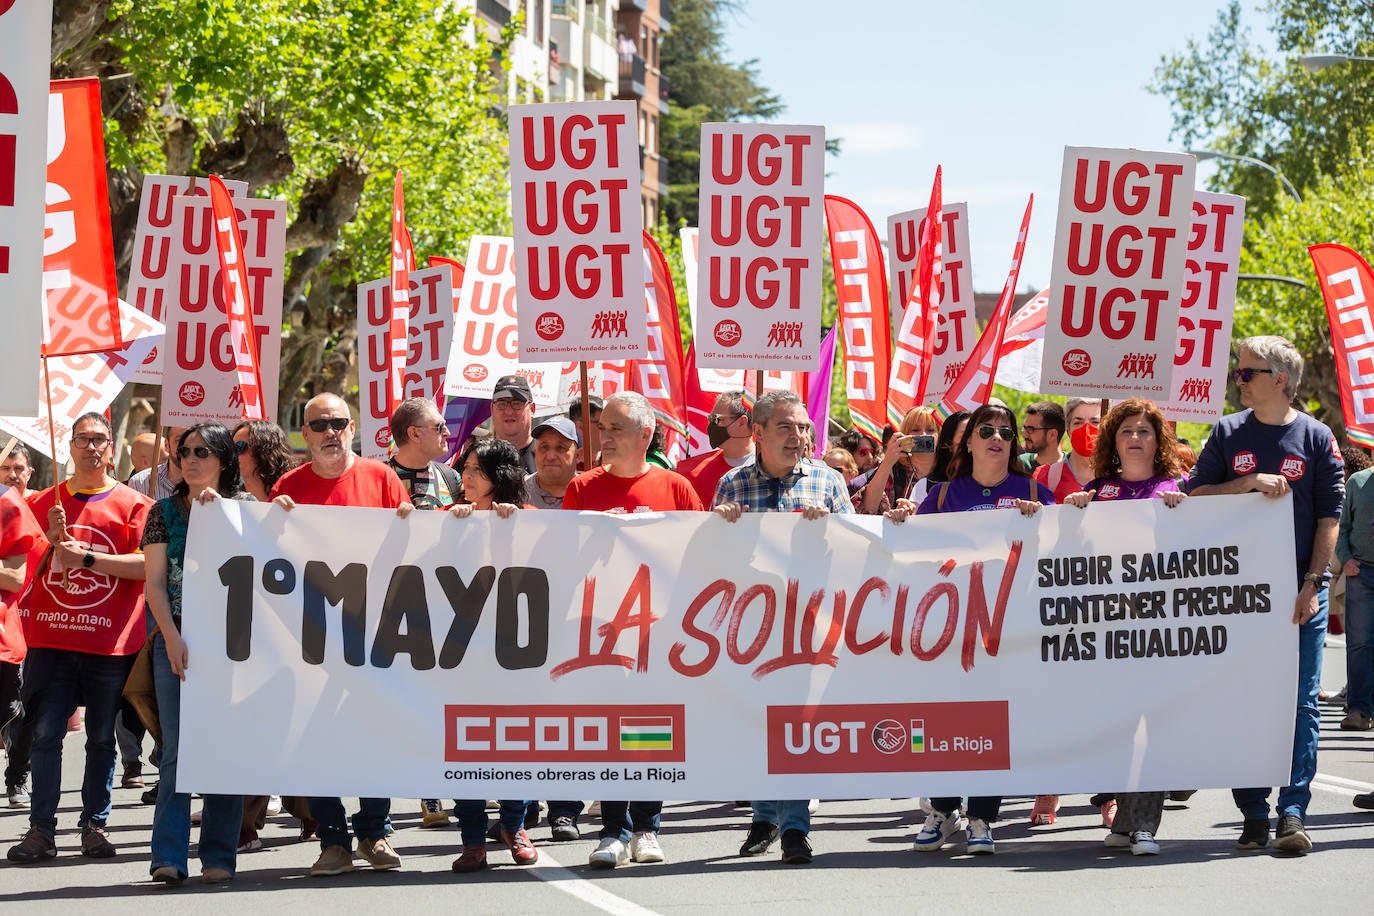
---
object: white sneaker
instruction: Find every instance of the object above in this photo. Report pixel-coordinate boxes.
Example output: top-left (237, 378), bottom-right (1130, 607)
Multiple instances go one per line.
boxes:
top-left (966, 818), bottom-right (995, 855)
top-left (808, 799), bottom-right (820, 814)
top-left (588, 837), bottom-right (628, 868)
top-left (266, 795), bottom-right (283, 816)
top-left (913, 809), bottom-right (965, 852)
top-left (1104, 831), bottom-right (1131, 849)
top-left (1130, 831), bottom-right (1160, 855)
top-left (917, 796), bottom-right (933, 814)
top-left (630, 831), bottom-right (665, 863)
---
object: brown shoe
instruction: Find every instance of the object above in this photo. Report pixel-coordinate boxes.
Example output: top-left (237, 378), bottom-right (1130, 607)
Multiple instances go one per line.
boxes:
top-left (121, 761), bottom-right (144, 788)
top-left (199, 867), bottom-right (232, 884)
top-left (7, 827), bottom-right (57, 863)
top-left (356, 836), bottom-right (402, 871)
top-left (151, 865), bottom-right (184, 885)
top-left (308, 845), bottom-right (354, 877)
top-left (451, 845), bottom-right (487, 872)
top-left (80, 825), bottom-right (117, 858)
top-left (501, 827), bottom-right (538, 865)
top-left (1340, 711), bottom-right (1374, 730)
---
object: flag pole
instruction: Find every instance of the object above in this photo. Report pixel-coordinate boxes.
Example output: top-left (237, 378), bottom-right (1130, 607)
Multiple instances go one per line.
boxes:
top-left (41, 357), bottom-right (69, 587)
top-left (578, 361), bottom-right (593, 471)
top-left (0, 437), bottom-right (16, 469)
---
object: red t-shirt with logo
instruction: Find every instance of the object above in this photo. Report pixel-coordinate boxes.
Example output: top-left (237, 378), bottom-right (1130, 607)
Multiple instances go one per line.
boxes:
top-left (23, 481), bottom-right (151, 657)
top-left (272, 458), bottom-right (410, 508)
top-left (0, 487), bottom-right (45, 665)
top-left (563, 466), bottom-right (703, 513)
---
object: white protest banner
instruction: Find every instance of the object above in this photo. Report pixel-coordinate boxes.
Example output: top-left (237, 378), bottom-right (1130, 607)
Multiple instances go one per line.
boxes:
top-left (0, 300), bottom-right (163, 464)
top-left (696, 123), bottom-right (825, 370)
top-left (180, 494), bottom-right (1296, 799)
top-left (443, 235), bottom-right (565, 407)
top-left (357, 266), bottom-right (454, 459)
top-left (0, 0), bottom-right (53, 414)
top-left (127, 175), bottom-right (248, 385)
top-left (161, 194), bottom-right (286, 426)
top-left (1162, 191), bottom-right (1244, 423)
top-left (888, 202), bottom-right (975, 405)
top-left (994, 287), bottom-right (1049, 393)
top-left (510, 101), bottom-right (645, 361)
top-left (1041, 147), bottom-right (1195, 395)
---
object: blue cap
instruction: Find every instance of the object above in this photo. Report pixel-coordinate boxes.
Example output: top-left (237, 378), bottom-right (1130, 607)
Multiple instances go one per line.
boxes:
top-left (532, 415), bottom-right (581, 446)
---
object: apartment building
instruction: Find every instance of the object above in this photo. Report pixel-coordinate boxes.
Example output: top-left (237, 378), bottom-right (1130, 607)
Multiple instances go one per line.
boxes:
top-left (613, 0), bottom-right (670, 228)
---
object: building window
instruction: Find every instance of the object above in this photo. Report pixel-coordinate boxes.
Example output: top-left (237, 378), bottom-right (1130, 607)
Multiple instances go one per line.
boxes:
top-left (532, 0), bottom-right (546, 44)
top-left (647, 113), bottom-right (657, 155)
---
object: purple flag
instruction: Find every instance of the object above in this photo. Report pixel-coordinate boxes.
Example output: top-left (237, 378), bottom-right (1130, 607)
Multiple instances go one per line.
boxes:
top-left (807, 325), bottom-right (838, 457)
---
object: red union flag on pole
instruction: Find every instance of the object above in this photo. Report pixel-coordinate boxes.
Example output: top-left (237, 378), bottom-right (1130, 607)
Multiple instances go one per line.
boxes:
top-left (631, 232), bottom-right (689, 454)
top-left (388, 171), bottom-right (415, 414)
top-left (823, 195), bottom-right (890, 439)
top-left (208, 176), bottom-right (266, 420)
top-left (1310, 243), bottom-right (1374, 448)
top-left (887, 166), bottom-right (943, 423)
top-left (939, 196), bottom-right (1034, 416)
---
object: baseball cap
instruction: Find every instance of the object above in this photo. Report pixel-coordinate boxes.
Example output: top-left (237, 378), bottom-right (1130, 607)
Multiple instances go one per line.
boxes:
top-left (532, 416), bottom-right (581, 446)
top-left (492, 375), bottom-right (533, 402)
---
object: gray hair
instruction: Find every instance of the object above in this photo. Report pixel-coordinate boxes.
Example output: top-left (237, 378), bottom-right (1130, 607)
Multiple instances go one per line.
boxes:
top-left (1238, 335), bottom-right (1303, 400)
top-left (752, 391), bottom-right (803, 427)
top-left (606, 391), bottom-right (656, 433)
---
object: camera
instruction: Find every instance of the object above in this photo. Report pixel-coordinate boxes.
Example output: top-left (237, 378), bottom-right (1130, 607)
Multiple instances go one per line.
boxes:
top-left (903, 434), bottom-right (936, 454)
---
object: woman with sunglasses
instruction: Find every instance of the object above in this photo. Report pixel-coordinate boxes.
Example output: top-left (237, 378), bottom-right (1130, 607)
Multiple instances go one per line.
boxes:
top-left (913, 403), bottom-right (1050, 856)
top-left (143, 424), bottom-right (250, 885)
top-left (231, 420), bottom-right (297, 502)
top-left (1061, 398), bottom-right (1186, 857)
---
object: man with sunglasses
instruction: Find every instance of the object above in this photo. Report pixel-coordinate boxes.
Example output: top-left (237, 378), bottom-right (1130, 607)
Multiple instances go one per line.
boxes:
top-left (270, 393), bottom-right (413, 877)
top-left (8, 413), bottom-right (152, 864)
top-left (387, 397), bottom-right (460, 512)
top-left (676, 391), bottom-right (754, 508)
top-left (1187, 336), bottom-right (1345, 854)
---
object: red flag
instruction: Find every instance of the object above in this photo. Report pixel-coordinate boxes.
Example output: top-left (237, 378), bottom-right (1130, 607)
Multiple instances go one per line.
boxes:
top-left (630, 232), bottom-right (689, 449)
top-left (823, 195), bottom-right (891, 439)
top-left (887, 166), bottom-right (943, 423)
top-left (42, 78), bottom-right (122, 357)
top-left (1310, 243), bottom-right (1374, 446)
top-left (207, 176), bottom-right (266, 420)
top-left (427, 255), bottom-right (465, 294)
top-left (388, 171), bottom-right (415, 413)
top-left (939, 196), bottom-right (1034, 417)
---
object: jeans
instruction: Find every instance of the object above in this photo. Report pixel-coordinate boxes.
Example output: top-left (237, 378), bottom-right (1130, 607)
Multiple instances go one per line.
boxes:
top-left (547, 799), bottom-right (584, 823)
top-left (752, 800), bottom-right (810, 834)
top-left (22, 647), bottom-right (134, 835)
top-left (597, 800), bottom-right (662, 842)
top-left (149, 633), bottom-right (241, 877)
top-left (308, 795), bottom-right (392, 851)
top-left (115, 702), bottom-right (146, 767)
top-left (931, 796), bottom-right (1002, 822)
top-left (1233, 586), bottom-right (1326, 821)
top-left (1, 660), bottom-right (33, 791)
top-left (455, 800), bottom-right (529, 847)
top-left (1345, 565), bottom-right (1374, 717)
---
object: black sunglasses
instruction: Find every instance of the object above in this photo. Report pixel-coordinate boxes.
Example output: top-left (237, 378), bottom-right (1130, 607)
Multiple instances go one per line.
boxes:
top-left (306, 417), bottom-right (350, 433)
top-left (176, 445), bottom-right (212, 460)
top-left (1232, 367), bottom-right (1276, 383)
top-left (977, 425), bottom-right (1016, 441)
top-left (234, 440), bottom-right (250, 454)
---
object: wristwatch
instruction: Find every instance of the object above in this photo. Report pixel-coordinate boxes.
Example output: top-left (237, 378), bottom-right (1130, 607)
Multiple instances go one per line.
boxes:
top-left (1302, 572), bottom-right (1322, 585)
top-left (82, 550), bottom-right (95, 569)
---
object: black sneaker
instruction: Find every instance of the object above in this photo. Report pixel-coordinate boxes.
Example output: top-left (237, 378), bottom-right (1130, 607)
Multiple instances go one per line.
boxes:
top-left (7, 827), bottom-right (57, 863)
top-left (739, 821), bottom-right (779, 856)
top-left (1167, 790), bottom-right (1197, 802)
top-left (1354, 792), bottom-right (1374, 810)
top-left (141, 782), bottom-right (159, 805)
top-left (80, 825), bottom-right (117, 858)
top-left (550, 816), bottom-right (580, 842)
top-left (1236, 818), bottom-right (1270, 850)
top-left (524, 804), bottom-right (540, 830)
top-left (1272, 815), bottom-right (1312, 853)
top-left (780, 829), bottom-right (812, 865)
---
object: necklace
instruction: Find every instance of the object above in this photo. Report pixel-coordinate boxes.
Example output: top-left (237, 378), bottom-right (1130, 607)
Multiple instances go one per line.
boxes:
top-left (977, 472), bottom-right (1010, 497)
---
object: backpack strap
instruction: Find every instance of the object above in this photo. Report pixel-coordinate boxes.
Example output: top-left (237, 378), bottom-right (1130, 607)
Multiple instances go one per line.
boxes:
top-left (431, 460), bottom-right (461, 503)
top-left (936, 481), bottom-right (950, 512)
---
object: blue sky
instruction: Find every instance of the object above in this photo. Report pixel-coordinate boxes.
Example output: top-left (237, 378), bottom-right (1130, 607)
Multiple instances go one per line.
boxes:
top-left (724, 0), bottom-right (1264, 293)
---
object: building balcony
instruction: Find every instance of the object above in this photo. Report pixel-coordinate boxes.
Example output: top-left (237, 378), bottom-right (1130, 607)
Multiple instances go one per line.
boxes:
top-left (656, 72), bottom-right (669, 113)
top-left (659, 0), bottom-right (671, 29)
top-left (619, 0), bottom-right (649, 12)
top-left (475, 0), bottom-right (512, 28)
top-left (618, 52), bottom-right (646, 98)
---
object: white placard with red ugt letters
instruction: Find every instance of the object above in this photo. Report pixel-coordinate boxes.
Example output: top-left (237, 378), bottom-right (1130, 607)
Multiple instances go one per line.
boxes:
top-left (509, 102), bottom-right (646, 361)
top-left (696, 123), bottom-right (825, 371)
top-left (1161, 191), bottom-right (1244, 423)
top-left (1041, 147), bottom-right (1195, 395)
top-left (357, 266), bottom-right (454, 460)
top-left (179, 494), bottom-right (1295, 799)
top-left (160, 194), bottom-right (286, 426)
top-left (887, 202), bottom-right (975, 406)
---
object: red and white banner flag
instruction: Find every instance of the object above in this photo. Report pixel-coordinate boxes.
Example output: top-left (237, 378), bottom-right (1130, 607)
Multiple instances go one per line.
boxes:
top-left (1041, 147), bottom-right (1195, 395)
top-left (995, 288), bottom-right (1050, 393)
top-left (0, 0), bottom-right (52, 415)
top-left (388, 171), bottom-right (415, 414)
top-left (509, 101), bottom-right (646, 361)
top-left (696, 123), bottom-right (825, 370)
top-left (160, 194), bottom-right (287, 426)
top-left (208, 176), bottom-right (266, 420)
top-left (888, 167), bottom-right (944, 423)
top-left (824, 195), bottom-right (890, 439)
top-left (42, 78), bottom-right (122, 358)
top-left (1310, 243), bottom-right (1374, 447)
top-left (1162, 191), bottom-right (1245, 423)
top-left (939, 196), bottom-right (1034, 415)
top-left (357, 266), bottom-right (454, 459)
top-left (630, 233), bottom-right (689, 455)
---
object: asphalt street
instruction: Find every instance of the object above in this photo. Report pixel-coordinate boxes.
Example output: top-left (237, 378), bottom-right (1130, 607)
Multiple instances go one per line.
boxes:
top-left (2, 639), bottom-right (1371, 915)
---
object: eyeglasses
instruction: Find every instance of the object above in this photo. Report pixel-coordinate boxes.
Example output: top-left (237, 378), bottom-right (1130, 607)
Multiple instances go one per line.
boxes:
top-left (977, 425), bottom-right (1016, 441)
top-left (414, 423), bottom-right (447, 434)
top-left (1021, 424), bottom-right (1047, 434)
top-left (1232, 367), bottom-right (1276, 383)
top-left (305, 417), bottom-right (350, 433)
top-left (176, 445), bottom-right (212, 460)
top-left (491, 398), bottom-right (528, 411)
top-left (234, 440), bottom-right (250, 454)
top-left (708, 412), bottom-right (745, 426)
top-left (71, 436), bottom-right (110, 450)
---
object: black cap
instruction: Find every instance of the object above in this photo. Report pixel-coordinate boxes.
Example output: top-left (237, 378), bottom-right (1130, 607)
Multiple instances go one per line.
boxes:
top-left (492, 375), bottom-right (533, 402)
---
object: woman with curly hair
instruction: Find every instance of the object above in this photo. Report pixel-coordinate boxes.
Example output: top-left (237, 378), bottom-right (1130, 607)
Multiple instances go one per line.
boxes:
top-left (231, 420), bottom-right (297, 502)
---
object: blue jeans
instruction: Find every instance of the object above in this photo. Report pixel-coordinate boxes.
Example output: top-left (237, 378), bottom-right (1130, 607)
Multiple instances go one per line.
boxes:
top-left (597, 800), bottom-right (662, 842)
top-left (455, 800), bottom-right (529, 846)
top-left (22, 647), bottom-right (134, 836)
top-left (931, 796), bottom-right (1002, 822)
top-left (308, 795), bottom-right (392, 851)
top-left (547, 799), bottom-right (584, 823)
top-left (1234, 586), bottom-right (1326, 821)
top-left (149, 633), bottom-right (241, 877)
top-left (752, 800), bottom-right (810, 834)
top-left (1345, 566), bottom-right (1374, 717)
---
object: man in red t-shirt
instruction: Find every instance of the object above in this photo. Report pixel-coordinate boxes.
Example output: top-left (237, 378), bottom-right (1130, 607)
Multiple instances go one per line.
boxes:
top-left (0, 450), bottom-right (45, 810)
top-left (675, 391), bottom-right (754, 508)
top-left (271, 394), bottom-right (411, 878)
top-left (563, 392), bottom-right (699, 871)
top-left (7, 413), bottom-right (151, 864)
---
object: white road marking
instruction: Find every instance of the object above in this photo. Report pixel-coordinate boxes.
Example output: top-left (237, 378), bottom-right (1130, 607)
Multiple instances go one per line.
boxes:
top-left (1312, 772), bottom-right (1374, 794)
top-left (529, 849), bottom-right (663, 916)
